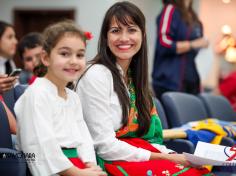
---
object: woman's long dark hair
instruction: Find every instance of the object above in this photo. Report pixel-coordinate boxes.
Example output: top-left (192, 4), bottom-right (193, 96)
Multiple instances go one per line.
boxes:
top-left (91, 1), bottom-right (153, 136)
top-left (162, 0), bottom-right (202, 27)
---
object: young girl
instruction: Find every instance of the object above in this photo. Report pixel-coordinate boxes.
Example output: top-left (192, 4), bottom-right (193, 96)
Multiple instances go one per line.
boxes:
top-left (14, 21), bottom-right (107, 176)
top-left (76, 2), bottom-right (211, 176)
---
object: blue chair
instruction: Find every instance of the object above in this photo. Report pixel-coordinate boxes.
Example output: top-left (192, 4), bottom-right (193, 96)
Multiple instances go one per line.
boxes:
top-left (161, 92), bottom-right (207, 128)
top-left (153, 97), bottom-right (195, 154)
top-left (0, 101), bottom-right (27, 176)
top-left (199, 93), bottom-right (236, 121)
top-left (153, 97), bottom-right (168, 129)
top-left (2, 84), bottom-right (28, 114)
top-left (161, 92), bottom-right (236, 175)
top-left (161, 92), bottom-right (234, 147)
top-left (0, 102), bottom-right (13, 149)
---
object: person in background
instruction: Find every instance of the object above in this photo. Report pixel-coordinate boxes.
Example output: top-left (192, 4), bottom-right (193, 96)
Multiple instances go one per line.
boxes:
top-left (0, 20), bottom-right (18, 93)
top-left (214, 71), bottom-right (236, 111)
top-left (0, 20), bottom-right (18, 75)
top-left (76, 1), bottom-right (211, 175)
top-left (18, 32), bottom-right (43, 84)
top-left (0, 20), bottom-right (18, 134)
top-left (152, 0), bottom-right (209, 99)
top-left (14, 20), bottom-right (106, 176)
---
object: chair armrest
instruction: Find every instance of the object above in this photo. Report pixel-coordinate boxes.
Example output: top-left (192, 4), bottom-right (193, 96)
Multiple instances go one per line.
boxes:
top-left (164, 139), bottom-right (195, 154)
top-left (220, 137), bottom-right (235, 147)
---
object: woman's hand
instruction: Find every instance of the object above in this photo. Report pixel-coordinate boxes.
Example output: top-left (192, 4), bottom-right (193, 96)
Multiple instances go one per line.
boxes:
top-left (150, 152), bottom-right (191, 167)
top-left (165, 153), bottom-right (191, 167)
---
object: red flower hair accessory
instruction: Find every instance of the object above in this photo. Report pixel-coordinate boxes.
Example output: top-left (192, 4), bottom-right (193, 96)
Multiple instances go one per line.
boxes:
top-left (84, 31), bottom-right (93, 40)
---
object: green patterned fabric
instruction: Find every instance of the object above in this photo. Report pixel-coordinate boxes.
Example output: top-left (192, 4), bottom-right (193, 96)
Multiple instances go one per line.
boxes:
top-left (62, 148), bottom-right (78, 158)
top-left (115, 72), bottom-right (163, 144)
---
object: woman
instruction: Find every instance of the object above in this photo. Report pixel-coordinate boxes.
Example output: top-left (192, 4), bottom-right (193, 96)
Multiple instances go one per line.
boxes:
top-left (152, 0), bottom-right (209, 99)
top-left (77, 1), bottom-right (211, 175)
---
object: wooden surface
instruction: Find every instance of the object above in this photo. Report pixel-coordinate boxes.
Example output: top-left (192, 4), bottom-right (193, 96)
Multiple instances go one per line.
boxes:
top-left (163, 129), bottom-right (187, 139)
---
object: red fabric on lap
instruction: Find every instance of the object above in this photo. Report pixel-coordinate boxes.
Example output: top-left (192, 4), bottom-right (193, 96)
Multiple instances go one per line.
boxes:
top-left (119, 138), bottom-right (161, 153)
top-left (68, 157), bottom-right (86, 169)
top-left (105, 160), bottom-right (210, 176)
top-left (104, 138), bottom-right (211, 176)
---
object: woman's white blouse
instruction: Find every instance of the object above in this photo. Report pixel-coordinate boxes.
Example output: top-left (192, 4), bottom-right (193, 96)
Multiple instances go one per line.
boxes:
top-left (14, 78), bottom-right (96, 176)
top-left (77, 64), bottom-right (152, 162)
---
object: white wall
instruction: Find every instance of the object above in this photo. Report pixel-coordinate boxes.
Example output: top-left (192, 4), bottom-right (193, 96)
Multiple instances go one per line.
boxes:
top-left (0, 0), bottom-right (116, 60)
top-left (0, 0), bottom-right (163, 80)
top-left (0, 0), bottom-right (206, 84)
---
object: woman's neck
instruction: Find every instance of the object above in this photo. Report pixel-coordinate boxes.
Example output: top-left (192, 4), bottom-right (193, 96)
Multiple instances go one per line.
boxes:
top-left (117, 60), bottom-right (131, 78)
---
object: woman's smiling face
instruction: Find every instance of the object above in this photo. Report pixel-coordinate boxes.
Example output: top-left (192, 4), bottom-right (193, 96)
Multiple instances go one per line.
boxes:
top-left (107, 17), bottom-right (142, 62)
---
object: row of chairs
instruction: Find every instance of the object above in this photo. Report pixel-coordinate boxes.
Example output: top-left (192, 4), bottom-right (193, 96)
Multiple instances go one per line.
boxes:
top-left (161, 92), bottom-right (235, 128)
top-left (155, 92), bottom-right (236, 175)
top-left (156, 92), bottom-right (235, 147)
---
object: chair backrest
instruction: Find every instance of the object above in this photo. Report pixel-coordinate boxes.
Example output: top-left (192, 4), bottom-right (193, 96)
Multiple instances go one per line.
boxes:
top-left (2, 84), bottom-right (28, 114)
top-left (2, 88), bottom-right (15, 115)
top-left (199, 93), bottom-right (236, 121)
top-left (153, 97), bottom-right (169, 129)
top-left (0, 101), bottom-right (13, 148)
top-left (161, 92), bottom-right (208, 128)
top-left (14, 84), bottom-right (28, 101)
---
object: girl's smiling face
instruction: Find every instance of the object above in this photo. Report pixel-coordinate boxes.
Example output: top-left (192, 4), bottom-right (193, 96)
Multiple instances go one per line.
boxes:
top-left (42, 34), bottom-right (86, 86)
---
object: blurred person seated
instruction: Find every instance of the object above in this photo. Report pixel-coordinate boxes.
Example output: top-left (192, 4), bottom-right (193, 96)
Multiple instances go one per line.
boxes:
top-left (214, 71), bottom-right (236, 111)
top-left (18, 32), bottom-right (43, 84)
top-left (0, 77), bottom-right (17, 134)
top-left (0, 20), bottom-right (18, 75)
top-left (0, 21), bottom-right (18, 134)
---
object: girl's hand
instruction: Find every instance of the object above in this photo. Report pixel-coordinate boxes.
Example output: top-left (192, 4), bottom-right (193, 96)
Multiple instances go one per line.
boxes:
top-left (85, 162), bottom-right (103, 171)
top-left (78, 167), bottom-right (107, 176)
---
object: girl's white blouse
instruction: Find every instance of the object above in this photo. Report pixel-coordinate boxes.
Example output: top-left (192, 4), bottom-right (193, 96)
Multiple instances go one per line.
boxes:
top-left (15, 78), bottom-right (96, 176)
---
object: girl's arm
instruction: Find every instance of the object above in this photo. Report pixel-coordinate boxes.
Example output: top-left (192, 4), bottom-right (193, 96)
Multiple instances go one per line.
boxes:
top-left (2, 100), bottom-right (17, 134)
top-left (76, 98), bottom-right (97, 164)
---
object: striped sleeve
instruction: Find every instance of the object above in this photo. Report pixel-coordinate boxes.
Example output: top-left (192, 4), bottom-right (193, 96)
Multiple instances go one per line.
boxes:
top-left (159, 4), bottom-right (175, 48)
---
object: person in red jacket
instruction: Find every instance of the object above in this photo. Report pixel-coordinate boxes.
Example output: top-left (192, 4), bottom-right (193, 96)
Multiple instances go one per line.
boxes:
top-left (215, 71), bottom-right (236, 111)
